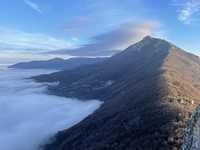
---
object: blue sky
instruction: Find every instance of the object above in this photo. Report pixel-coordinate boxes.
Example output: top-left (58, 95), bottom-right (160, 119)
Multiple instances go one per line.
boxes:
top-left (0, 0), bottom-right (200, 64)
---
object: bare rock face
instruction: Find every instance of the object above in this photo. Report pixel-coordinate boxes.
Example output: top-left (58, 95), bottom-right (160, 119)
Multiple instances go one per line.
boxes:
top-left (183, 106), bottom-right (200, 150)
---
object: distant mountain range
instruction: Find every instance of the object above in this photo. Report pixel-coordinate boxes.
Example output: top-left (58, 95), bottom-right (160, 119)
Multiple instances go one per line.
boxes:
top-left (33, 36), bottom-right (200, 150)
top-left (8, 57), bottom-right (108, 70)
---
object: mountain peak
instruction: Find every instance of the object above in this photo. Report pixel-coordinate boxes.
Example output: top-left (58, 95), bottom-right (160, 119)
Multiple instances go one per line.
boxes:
top-left (49, 57), bottom-right (65, 61)
top-left (142, 35), bottom-right (165, 41)
top-left (126, 36), bottom-right (172, 53)
top-left (142, 35), bottom-right (153, 40)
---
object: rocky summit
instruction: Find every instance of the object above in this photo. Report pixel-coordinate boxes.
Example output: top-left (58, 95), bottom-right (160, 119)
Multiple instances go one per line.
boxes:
top-left (33, 36), bottom-right (200, 150)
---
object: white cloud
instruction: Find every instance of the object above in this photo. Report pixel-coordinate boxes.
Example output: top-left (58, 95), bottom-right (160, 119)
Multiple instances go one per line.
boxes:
top-left (48, 20), bottom-right (162, 56)
top-left (0, 27), bottom-right (74, 53)
top-left (71, 37), bottom-right (79, 42)
top-left (61, 0), bottom-right (145, 34)
top-left (0, 69), bottom-right (102, 150)
top-left (23, 0), bottom-right (44, 14)
top-left (173, 0), bottom-right (200, 25)
top-left (61, 16), bottom-right (95, 33)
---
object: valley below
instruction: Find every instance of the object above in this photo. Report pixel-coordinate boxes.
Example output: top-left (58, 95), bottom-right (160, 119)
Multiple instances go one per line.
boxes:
top-left (0, 69), bottom-right (102, 150)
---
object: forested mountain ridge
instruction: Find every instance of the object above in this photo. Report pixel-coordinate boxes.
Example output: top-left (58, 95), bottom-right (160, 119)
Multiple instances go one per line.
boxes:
top-left (33, 36), bottom-right (200, 149)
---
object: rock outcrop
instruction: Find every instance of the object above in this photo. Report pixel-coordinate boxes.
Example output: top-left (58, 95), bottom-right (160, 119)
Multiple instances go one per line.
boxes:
top-left (183, 106), bottom-right (200, 150)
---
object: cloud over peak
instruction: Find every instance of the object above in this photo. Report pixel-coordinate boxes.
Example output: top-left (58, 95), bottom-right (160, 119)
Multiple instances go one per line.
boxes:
top-left (47, 20), bottom-right (161, 57)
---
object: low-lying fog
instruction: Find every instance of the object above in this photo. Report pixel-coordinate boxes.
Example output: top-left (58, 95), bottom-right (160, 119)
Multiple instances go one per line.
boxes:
top-left (0, 69), bottom-right (102, 150)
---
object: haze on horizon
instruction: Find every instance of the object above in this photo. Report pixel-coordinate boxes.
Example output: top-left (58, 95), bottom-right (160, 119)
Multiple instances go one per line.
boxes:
top-left (1, 0), bottom-right (200, 64)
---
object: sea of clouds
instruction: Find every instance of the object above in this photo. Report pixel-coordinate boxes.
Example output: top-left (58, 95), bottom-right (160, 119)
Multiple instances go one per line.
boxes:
top-left (0, 69), bottom-right (102, 150)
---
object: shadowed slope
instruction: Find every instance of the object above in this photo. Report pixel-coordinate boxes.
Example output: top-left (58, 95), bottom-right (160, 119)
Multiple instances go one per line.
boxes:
top-left (33, 36), bottom-right (200, 149)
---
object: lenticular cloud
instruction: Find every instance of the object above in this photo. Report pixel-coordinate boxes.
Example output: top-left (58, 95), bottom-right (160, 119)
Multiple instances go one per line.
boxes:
top-left (0, 69), bottom-right (102, 150)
